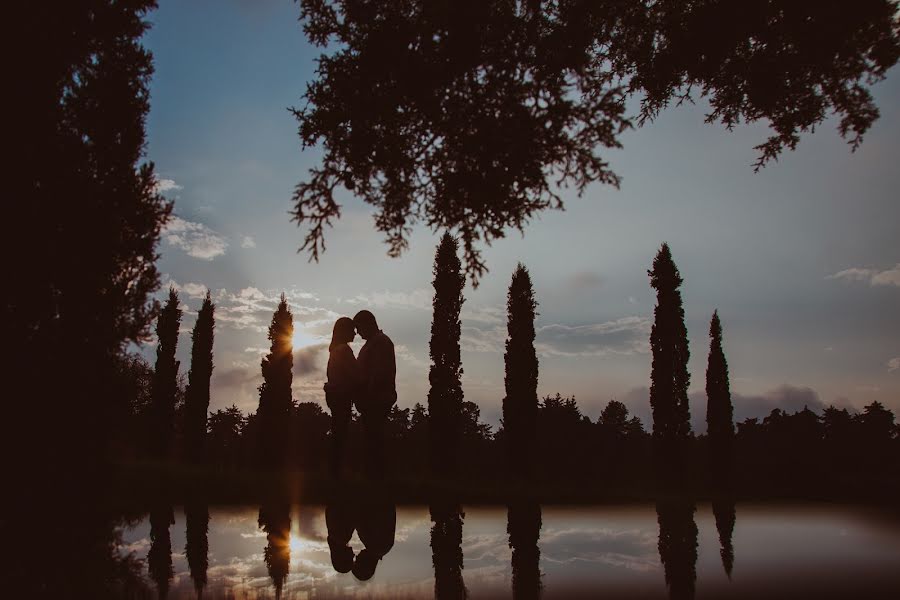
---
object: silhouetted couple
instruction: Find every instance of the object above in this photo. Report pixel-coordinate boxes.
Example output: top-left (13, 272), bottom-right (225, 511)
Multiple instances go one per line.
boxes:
top-left (326, 486), bottom-right (397, 580)
top-left (325, 310), bottom-right (397, 477)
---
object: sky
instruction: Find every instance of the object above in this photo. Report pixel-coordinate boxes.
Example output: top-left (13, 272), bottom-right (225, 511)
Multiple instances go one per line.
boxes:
top-left (139, 0), bottom-right (900, 430)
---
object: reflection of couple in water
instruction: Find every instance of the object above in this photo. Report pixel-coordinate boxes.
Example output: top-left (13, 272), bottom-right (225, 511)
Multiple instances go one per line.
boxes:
top-left (326, 487), bottom-right (397, 580)
top-left (325, 310), bottom-right (397, 477)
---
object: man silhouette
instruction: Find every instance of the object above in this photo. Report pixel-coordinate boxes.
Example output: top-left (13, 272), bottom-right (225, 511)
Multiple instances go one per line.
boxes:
top-left (353, 310), bottom-right (397, 476)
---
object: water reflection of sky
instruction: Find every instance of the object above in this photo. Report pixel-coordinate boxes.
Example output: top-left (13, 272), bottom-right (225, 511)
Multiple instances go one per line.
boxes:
top-left (120, 504), bottom-right (900, 599)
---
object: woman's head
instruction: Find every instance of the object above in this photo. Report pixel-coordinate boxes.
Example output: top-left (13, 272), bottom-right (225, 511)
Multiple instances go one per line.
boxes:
top-left (330, 317), bottom-right (356, 349)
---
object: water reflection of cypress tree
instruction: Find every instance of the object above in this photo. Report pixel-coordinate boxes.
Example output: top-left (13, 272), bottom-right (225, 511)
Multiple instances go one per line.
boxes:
top-left (430, 501), bottom-right (467, 599)
top-left (656, 499), bottom-right (698, 600)
top-left (148, 504), bottom-right (175, 599)
top-left (712, 498), bottom-right (736, 579)
top-left (507, 501), bottom-right (542, 599)
top-left (259, 503), bottom-right (291, 598)
top-left (185, 503), bottom-right (210, 597)
top-left (428, 233), bottom-right (466, 476)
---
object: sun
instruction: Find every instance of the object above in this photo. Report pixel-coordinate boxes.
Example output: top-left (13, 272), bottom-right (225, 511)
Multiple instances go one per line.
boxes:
top-left (291, 326), bottom-right (322, 350)
top-left (289, 533), bottom-right (306, 553)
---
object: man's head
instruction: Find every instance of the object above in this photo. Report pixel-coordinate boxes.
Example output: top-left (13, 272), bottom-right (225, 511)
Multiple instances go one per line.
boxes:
top-left (351, 548), bottom-right (380, 581)
top-left (353, 310), bottom-right (379, 340)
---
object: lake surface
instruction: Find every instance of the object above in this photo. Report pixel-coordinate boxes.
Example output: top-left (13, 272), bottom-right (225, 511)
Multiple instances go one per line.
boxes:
top-left (122, 503), bottom-right (900, 599)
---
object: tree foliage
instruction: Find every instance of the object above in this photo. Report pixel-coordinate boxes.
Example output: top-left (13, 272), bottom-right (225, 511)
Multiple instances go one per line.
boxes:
top-left (649, 244), bottom-right (691, 462)
top-left (7, 1), bottom-right (170, 482)
top-left (502, 264), bottom-right (539, 477)
top-left (428, 233), bottom-right (466, 474)
top-left (151, 288), bottom-right (182, 460)
top-left (185, 291), bottom-right (215, 462)
top-left (256, 294), bottom-right (295, 468)
top-left (292, 0), bottom-right (900, 283)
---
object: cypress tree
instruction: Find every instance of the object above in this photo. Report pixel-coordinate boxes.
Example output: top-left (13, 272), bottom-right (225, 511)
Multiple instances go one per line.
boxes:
top-left (256, 294), bottom-right (294, 468)
top-left (502, 264), bottom-right (539, 477)
top-left (151, 287), bottom-right (182, 460)
top-left (185, 291), bottom-right (215, 462)
top-left (705, 311), bottom-right (734, 481)
top-left (648, 243), bottom-right (691, 467)
top-left (428, 233), bottom-right (466, 475)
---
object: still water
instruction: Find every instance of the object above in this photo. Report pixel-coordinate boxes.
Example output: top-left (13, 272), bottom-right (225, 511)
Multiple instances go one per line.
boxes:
top-left (122, 503), bottom-right (900, 599)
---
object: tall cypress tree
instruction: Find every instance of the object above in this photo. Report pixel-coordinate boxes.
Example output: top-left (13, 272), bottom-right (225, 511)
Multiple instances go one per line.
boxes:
top-left (185, 291), bottom-right (215, 462)
top-left (648, 243), bottom-right (691, 467)
top-left (151, 287), bottom-right (182, 460)
top-left (256, 294), bottom-right (294, 468)
top-left (428, 233), bottom-right (466, 475)
top-left (705, 310), bottom-right (734, 481)
top-left (502, 264), bottom-right (539, 477)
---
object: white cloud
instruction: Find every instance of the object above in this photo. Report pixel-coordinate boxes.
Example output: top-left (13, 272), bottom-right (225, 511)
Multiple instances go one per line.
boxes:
top-left (163, 216), bottom-right (228, 260)
top-left (153, 177), bottom-right (182, 194)
top-left (395, 344), bottom-right (428, 367)
top-left (827, 263), bottom-right (900, 287)
top-left (241, 235), bottom-right (256, 249)
top-left (347, 288), bottom-right (431, 311)
top-left (159, 275), bottom-right (207, 299)
top-left (889, 357), bottom-right (900, 372)
top-left (536, 316), bottom-right (652, 357)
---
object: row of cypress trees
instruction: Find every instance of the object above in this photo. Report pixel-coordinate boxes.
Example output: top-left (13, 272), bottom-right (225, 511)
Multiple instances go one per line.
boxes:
top-left (426, 235), bottom-right (735, 482)
top-left (150, 287), bottom-right (216, 462)
top-left (151, 234), bottom-right (730, 479)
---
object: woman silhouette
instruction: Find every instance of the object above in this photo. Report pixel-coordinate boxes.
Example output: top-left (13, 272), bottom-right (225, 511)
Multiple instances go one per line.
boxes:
top-left (325, 317), bottom-right (359, 477)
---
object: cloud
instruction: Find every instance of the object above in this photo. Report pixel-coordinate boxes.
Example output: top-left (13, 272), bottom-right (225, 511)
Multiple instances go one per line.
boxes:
top-left (461, 305), bottom-right (505, 324)
top-left (215, 287), bottom-right (335, 333)
top-left (153, 177), bottom-right (182, 194)
top-left (461, 325), bottom-right (507, 353)
top-left (827, 263), bottom-right (900, 287)
top-left (536, 316), bottom-right (652, 357)
top-left (395, 344), bottom-right (428, 367)
top-left (460, 316), bottom-right (651, 357)
top-left (160, 275), bottom-right (207, 299)
top-left (295, 343), bottom-right (327, 376)
top-left (163, 216), bottom-right (228, 260)
top-left (347, 288), bottom-right (431, 311)
top-left (889, 357), bottom-right (900, 372)
top-left (241, 235), bottom-right (256, 248)
top-left (568, 270), bottom-right (603, 289)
